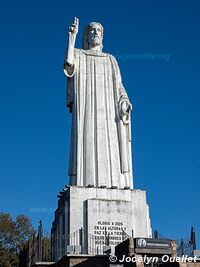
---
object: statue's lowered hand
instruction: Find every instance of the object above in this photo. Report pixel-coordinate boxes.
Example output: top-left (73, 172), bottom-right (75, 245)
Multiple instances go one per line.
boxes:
top-left (121, 100), bottom-right (132, 115)
top-left (119, 99), bottom-right (132, 124)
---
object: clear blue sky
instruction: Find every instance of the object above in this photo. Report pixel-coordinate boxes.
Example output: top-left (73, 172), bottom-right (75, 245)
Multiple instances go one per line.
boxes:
top-left (0, 0), bottom-right (200, 246)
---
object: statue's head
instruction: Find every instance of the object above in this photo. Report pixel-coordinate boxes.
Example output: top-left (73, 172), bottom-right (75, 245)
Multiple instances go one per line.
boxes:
top-left (82, 22), bottom-right (104, 50)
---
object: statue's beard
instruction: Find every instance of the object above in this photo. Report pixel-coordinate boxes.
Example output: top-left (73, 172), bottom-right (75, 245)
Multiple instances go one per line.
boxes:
top-left (90, 36), bottom-right (101, 47)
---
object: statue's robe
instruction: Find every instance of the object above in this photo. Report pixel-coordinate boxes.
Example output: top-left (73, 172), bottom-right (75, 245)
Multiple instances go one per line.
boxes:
top-left (64, 48), bottom-right (133, 188)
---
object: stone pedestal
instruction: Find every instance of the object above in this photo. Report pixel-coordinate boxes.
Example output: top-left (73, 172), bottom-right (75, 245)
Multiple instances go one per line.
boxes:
top-left (51, 186), bottom-right (152, 261)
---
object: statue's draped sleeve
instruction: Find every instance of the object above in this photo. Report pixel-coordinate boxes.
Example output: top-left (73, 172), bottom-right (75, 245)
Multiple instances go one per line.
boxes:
top-left (109, 55), bottom-right (133, 186)
top-left (63, 49), bottom-right (79, 113)
top-left (109, 55), bottom-right (129, 102)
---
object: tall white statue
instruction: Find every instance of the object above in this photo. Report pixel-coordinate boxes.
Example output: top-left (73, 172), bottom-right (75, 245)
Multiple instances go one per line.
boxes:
top-left (64, 17), bottom-right (133, 188)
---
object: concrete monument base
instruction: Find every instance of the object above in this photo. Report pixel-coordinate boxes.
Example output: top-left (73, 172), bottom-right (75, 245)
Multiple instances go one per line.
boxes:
top-left (51, 186), bottom-right (152, 261)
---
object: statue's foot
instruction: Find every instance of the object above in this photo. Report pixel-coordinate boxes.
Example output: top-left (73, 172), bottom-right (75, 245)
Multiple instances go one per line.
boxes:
top-left (111, 186), bottom-right (118, 189)
top-left (99, 185), bottom-right (107, 188)
top-left (124, 186), bottom-right (130, 190)
top-left (87, 184), bottom-right (94, 187)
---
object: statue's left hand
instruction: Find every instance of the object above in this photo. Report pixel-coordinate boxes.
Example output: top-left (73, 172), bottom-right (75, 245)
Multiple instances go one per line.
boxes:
top-left (121, 100), bottom-right (132, 115)
top-left (119, 99), bottom-right (132, 124)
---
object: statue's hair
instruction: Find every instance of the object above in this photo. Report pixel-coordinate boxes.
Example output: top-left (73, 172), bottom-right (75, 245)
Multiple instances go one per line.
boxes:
top-left (82, 22), bottom-right (104, 50)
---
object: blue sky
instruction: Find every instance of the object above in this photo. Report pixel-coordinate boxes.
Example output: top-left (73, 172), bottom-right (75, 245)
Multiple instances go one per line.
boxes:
top-left (0, 0), bottom-right (200, 246)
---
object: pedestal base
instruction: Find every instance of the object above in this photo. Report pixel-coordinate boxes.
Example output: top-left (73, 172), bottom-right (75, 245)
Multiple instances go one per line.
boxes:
top-left (51, 186), bottom-right (152, 261)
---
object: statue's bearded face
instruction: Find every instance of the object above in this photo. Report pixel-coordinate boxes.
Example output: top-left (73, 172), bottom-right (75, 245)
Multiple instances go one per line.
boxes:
top-left (87, 24), bottom-right (103, 48)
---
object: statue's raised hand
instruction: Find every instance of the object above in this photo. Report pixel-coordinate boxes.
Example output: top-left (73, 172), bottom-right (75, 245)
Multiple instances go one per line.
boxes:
top-left (68, 17), bottom-right (79, 44)
top-left (66, 17), bottom-right (79, 65)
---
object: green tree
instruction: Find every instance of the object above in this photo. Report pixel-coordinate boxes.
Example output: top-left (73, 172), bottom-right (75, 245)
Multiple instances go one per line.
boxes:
top-left (42, 235), bottom-right (51, 262)
top-left (14, 215), bottom-right (33, 251)
top-left (0, 213), bottom-right (33, 267)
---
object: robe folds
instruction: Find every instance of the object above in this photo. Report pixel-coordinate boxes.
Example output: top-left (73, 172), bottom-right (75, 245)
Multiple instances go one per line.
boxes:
top-left (64, 48), bottom-right (133, 188)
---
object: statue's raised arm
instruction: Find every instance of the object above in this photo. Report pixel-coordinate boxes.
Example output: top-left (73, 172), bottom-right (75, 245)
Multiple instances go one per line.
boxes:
top-left (65, 17), bottom-right (79, 66)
